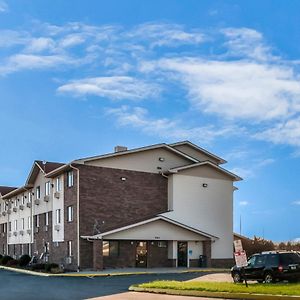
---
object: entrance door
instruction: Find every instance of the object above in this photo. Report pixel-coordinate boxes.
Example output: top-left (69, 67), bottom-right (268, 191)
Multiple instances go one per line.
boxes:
top-left (177, 241), bottom-right (188, 267)
top-left (136, 241), bottom-right (147, 267)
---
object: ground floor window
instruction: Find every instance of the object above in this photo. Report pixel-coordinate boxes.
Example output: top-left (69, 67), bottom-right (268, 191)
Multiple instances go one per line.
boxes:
top-left (67, 240), bottom-right (72, 256)
top-left (103, 241), bottom-right (119, 257)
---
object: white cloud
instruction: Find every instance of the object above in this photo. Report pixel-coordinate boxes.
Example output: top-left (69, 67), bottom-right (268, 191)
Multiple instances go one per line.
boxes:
top-left (255, 117), bottom-right (300, 147)
top-left (222, 27), bottom-right (274, 61)
top-left (0, 30), bottom-right (29, 48)
top-left (0, 54), bottom-right (75, 74)
top-left (0, 0), bottom-right (8, 12)
top-left (107, 105), bottom-right (238, 143)
top-left (292, 201), bottom-right (300, 205)
top-left (128, 23), bottom-right (205, 48)
top-left (58, 77), bottom-right (160, 100)
top-left (146, 57), bottom-right (300, 122)
top-left (239, 201), bottom-right (249, 206)
top-left (24, 37), bottom-right (56, 53)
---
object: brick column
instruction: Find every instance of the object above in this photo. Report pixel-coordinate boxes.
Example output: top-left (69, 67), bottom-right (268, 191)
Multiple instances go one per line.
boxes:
top-left (93, 239), bottom-right (103, 270)
top-left (203, 240), bottom-right (212, 267)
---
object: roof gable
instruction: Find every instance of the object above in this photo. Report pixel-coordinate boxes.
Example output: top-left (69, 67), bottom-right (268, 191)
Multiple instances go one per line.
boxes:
top-left (169, 141), bottom-right (226, 164)
top-left (169, 161), bottom-right (242, 181)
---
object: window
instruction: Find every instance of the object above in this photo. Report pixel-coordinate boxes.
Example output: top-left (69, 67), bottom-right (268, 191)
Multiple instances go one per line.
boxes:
top-left (21, 218), bottom-right (25, 230)
top-left (21, 195), bottom-right (25, 205)
top-left (21, 244), bottom-right (24, 255)
top-left (36, 186), bottom-right (41, 199)
top-left (67, 241), bottom-right (72, 256)
top-left (45, 212), bottom-right (49, 226)
top-left (3, 223), bottom-right (6, 233)
top-left (2, 244), bottom-right (5, 254)
top-left (67, 206), bottom-right (74, 222)
top-left (35, 215), bottom-right (40, 228)
top-left (67, 171), bottom-right (74, 187)
top-left (56, 177), bottom-right (61, 192)
top-left (254, 255), bottom-right (266, 267)
top-left (45, 181), bottom-right (51, 196)
top-left (102, 241), bottom-right (119, 257)
top-left (28, 191), bottom-right (32, 203)
top-left (28, 216), bottom-right (31, 229)
top-left (8, 222), bottom-right (11, 232)
top-left (14, 199), bottom-right (17, 207)
top-left (56, 209), bottom-right (61, 224)
top-left (14, 220), bottom-right (17, 231)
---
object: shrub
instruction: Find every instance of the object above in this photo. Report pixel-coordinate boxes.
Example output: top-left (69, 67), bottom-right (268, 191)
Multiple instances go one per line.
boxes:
top-left (30, 263), bottom-right (46, 271)
top-left (45, 263), bottom-right (59, 272)
top-left (1, 255), bottom-right (13, 265)
top-left (6, 259), bottom-right (19, 267)
top-left (19, 254), bottom-right (31, 267)
top-left (50, 267), bottom-right (63, 274)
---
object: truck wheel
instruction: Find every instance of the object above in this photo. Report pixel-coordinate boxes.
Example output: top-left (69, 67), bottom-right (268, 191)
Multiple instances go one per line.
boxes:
top-left (233, 272), bottom-right (243, 283)
top-left (264, 272), bottom-right (274, 283)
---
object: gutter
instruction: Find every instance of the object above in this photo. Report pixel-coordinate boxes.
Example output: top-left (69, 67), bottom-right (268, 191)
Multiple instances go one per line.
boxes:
top-left (70, 164), bottom-right (80, 271)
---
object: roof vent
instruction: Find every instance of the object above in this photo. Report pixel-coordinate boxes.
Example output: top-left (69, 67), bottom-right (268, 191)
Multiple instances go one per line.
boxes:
top-left (114, 145), bottom-right (128, 153)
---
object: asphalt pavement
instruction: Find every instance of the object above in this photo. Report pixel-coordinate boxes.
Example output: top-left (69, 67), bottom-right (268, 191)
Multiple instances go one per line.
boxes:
top-left (0, 270), bottom-right (207, 300)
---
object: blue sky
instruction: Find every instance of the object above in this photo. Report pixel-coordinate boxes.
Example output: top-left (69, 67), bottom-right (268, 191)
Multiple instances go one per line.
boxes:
top-left (1, 0), bottom-right (300, 242)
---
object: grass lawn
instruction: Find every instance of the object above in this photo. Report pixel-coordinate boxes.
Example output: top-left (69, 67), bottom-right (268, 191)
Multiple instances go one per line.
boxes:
top-left (136, 281), bottom-right (300, 296)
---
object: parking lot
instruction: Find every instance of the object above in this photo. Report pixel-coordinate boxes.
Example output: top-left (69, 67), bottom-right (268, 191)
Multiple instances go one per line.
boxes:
top-left (0, 270), bottom-right (204, 300)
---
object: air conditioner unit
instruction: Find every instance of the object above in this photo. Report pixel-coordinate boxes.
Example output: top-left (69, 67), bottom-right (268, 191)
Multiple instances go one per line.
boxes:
top-left (26, 202), bottom-right (32, 208)
top-left (54, 192), bottom-right (60, 199)
top-left (26, 229), bottom-right (31, 235)
top-left (2, 211), bottom-right (6, 216)
top-left (1, 233), bottom-right (5, 237)
top-left (34, 227), bottom-right (39, 233)
top-left (7, 209), bottom-right (11, 215)
top-left (13, 231), bottom-right (17, 236)
top-left (65, 256), bottom-right (72, 264)
top-left (19, 230), bottom-right (24, 235)
top-left (54, 224), bottom-right (60, 231)
top-left (8, 232), bottom-right (12, 237)
top-left (44, 196), bottom-right (50, 202)
top-left (13, 207), bottom-right (17, 213)
top-left (8, 203), bottom-right (12, 209)
top-left (19, 205), bottom-right (24, 210)
top-left (34, 199), bottom-right (40, 205)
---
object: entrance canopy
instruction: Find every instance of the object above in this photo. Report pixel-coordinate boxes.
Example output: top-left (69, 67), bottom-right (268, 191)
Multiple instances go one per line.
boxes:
top-left (81, 215), bottom-right (218, 241)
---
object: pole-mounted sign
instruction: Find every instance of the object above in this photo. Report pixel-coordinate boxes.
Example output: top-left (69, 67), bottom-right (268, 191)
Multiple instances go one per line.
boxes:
top-left (233, 239), bottom-right (248, 287)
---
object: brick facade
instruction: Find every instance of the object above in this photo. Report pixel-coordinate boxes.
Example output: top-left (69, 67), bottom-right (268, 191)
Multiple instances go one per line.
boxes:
top-left (77, 164), bottom-right (168, 269)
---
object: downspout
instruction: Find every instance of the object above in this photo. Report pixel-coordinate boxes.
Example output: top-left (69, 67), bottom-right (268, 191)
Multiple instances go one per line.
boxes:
top-left (70, 164), bottom-right (80, 270)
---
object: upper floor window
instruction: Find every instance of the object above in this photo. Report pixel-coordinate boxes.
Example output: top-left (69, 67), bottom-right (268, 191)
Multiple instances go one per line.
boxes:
top-left (56, 177), bottom-right (61, 192)
top-left (67, 206), bottom-right (74, 222)
top-left (14, 220), bottom-right (17, 231)
top-left (56, 209), bottom-right (61, 224)
top-left (36, 186), bottom-right (41, 199)
top-left (28, 216), bottom-right (31, 229)
top-left (67, 171), bottom-right (74, 187)
top-left (14, 199), bottom-right (17, 207)
top-left (45, 181), bottom-right (51, 196)
top-left (8, 222), bottom-right (11, 232)
top-left (21, 218), bottom-right (25, 230)
top-left (45, 212), bottom-right (49, 226)
top-left (35, 215), bottom-right (40, 228)
top-left (28, 191), bottom-right (32, 203)
top-left (21, 195), bottom-right (25, 205)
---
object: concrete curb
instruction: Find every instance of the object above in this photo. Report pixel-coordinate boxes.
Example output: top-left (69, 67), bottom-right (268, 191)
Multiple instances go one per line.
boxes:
top-left (0, 266), bottom-right (229, 277)
top-left (0, 265), bottom-right (51, 277)
top-left (129, 287), bottom-right (300, 300)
